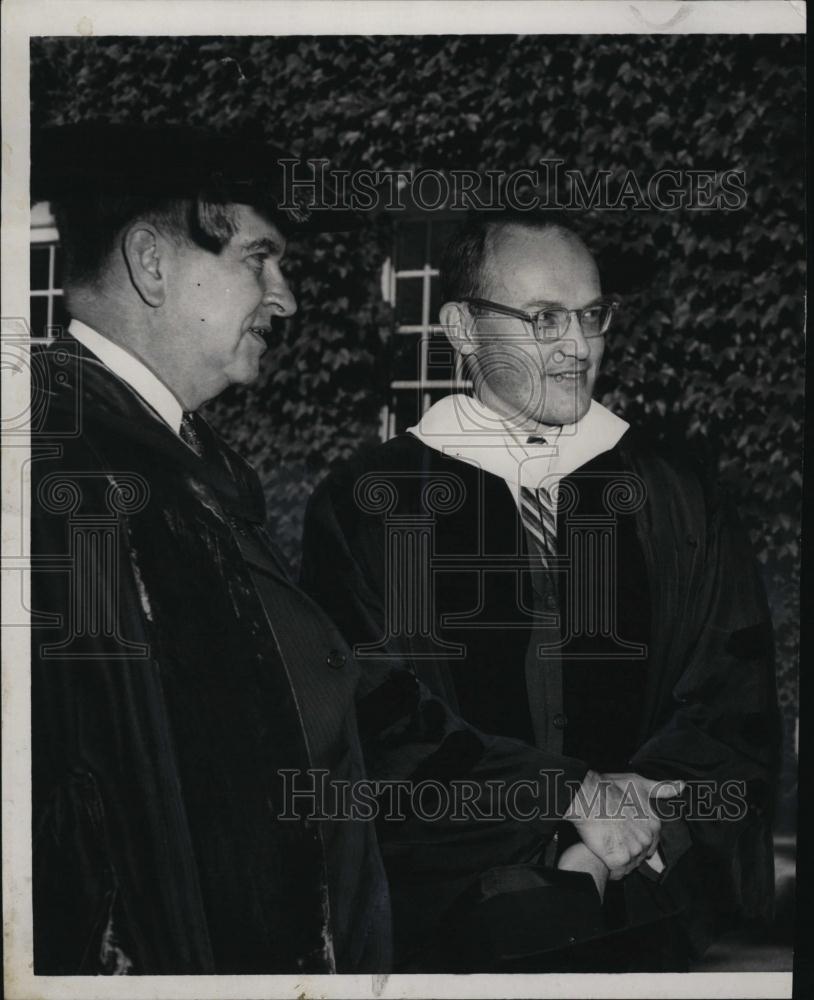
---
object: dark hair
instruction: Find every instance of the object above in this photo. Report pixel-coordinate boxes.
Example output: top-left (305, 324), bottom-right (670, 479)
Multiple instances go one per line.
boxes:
top-left (439, 209), bottom-right (585, 304)
top-left (53, 188), bottom-right (284, 288)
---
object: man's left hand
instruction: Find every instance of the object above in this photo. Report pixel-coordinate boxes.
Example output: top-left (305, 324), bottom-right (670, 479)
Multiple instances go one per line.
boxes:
top-left (602, 772), bottom-right (684, 879)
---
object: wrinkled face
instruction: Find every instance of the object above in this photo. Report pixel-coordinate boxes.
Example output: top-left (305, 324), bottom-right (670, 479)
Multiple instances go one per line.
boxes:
top-left (163, 204), bottom-right (295, 406)
top-left (466, 224), bottom-right (604, 427)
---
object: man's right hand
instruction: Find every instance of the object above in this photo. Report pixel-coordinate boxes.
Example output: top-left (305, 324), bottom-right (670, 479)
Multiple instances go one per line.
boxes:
top-left (564, 769), bottom-right (683, 880)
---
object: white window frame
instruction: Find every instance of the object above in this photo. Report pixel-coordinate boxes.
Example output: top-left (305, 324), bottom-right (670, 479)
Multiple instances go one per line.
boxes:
top-left (30, 201), bottom-right (64, 338)
top-left (380, 217), bottom-right (471, 441)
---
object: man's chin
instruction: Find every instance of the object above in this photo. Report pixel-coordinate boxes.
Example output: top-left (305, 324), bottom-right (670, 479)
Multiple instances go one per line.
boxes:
top-left (224, 359), bottom-right (264, 390)
top-left (540, 395), bottom-right (592, 427)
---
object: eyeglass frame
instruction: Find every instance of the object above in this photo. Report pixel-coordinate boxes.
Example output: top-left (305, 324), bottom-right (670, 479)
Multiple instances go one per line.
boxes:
top-left (460, 295), bottom-right (620, 341)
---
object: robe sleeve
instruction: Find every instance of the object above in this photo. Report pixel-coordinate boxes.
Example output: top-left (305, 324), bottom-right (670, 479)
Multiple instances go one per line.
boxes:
top-left (31, 457), bottom-right (146, 974)
top-left (31, 443), bottom-right (212, 974)
top-left (629, 483), bottom-right (780, 917)
top-left (301, 474), bottom-right (590, 889)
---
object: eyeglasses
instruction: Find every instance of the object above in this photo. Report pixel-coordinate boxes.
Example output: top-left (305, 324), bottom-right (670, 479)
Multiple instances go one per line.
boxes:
top-left (461, 296), bottom-right (620, 341)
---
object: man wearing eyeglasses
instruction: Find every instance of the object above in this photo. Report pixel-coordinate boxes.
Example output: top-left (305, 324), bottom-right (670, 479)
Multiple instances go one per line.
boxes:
top-left (301, 210), bottom-right (779, 971)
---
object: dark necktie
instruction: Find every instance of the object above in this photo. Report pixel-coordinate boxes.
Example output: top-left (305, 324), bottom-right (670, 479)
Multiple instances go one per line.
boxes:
top-left (180, 412), bottom-right (204, 457)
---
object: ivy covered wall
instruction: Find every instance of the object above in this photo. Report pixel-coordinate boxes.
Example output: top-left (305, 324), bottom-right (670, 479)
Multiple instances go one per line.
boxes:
top-left (31, 34), bottom-right (804, 808)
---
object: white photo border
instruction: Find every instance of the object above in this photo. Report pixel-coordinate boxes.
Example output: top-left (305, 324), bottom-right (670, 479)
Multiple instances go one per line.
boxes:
top-left (2, 2), bottom-right (804, 998)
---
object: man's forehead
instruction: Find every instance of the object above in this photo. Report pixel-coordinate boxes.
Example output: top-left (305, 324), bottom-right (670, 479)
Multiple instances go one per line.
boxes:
top-left (229, 203), bottom-right (288, 249)
top-left (488, 222), bottom-right (589, 261)
top-left (484, 223), bottom-right (599, 298)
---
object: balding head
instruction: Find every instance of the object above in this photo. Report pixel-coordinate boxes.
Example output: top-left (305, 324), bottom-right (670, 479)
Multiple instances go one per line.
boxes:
top-left (481, 222), bottom-right (599, 304)
top-left (439, 211), bottom-right (596, 305)
top-left (438, 212), bottom-right (607, 428)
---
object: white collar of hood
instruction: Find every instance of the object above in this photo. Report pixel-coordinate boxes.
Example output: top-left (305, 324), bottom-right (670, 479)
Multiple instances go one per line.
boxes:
top-left (407, 394), bottom-right (629, 490)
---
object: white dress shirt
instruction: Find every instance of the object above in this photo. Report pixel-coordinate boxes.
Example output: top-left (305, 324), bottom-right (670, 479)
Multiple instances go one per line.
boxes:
top-left (408, 393), bottom-right (630, 507)
top-left (69, 319), bottom-right (184, 434)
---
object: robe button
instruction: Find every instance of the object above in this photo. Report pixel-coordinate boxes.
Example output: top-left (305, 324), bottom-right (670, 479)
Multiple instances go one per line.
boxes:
top-left (553, 713), bottom-right (568, 730)
top-left (326, 648), bottom-right (347, 670)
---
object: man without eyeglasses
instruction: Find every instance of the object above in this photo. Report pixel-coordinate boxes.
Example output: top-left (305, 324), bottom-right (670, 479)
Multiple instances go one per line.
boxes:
top-left (29, 123), bottom-right (390, 975)
top-left (302, 211), bottom-right (779, 970)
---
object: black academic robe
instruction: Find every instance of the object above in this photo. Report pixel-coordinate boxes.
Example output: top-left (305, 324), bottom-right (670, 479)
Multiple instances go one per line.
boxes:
top-left (301, 430), bottom-right (780, 968)
top-left (30, 337), bottom-right (391, 974)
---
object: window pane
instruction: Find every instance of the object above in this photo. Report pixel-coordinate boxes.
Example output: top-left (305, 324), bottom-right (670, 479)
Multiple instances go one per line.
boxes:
top-left (390, 390), bottom-right (423, 434)
top-left (429, 275), bottom-right (444, 321)
top-left (53, 246), bottom-right (64, 290)
top-left (384, 217), bottom-right (466, 440)
top-left (395, 277), bottom-right (424, 325)
top-left (30, 296), bottom-right (48, 339)
top-left (424, 386), bottom-right (459, 413)
top-left (52, 295), bottom-right (69, 336)
top-left (395, 221), bottom-right (428, 271)
top-left (429, 219), bottom-right (460, 263)
top-left (391, 333), bottom-right (422, 383)
top-left (31, 246), bottom-right (50, 290)
top-left (426, 339), bottom-right (456, 383)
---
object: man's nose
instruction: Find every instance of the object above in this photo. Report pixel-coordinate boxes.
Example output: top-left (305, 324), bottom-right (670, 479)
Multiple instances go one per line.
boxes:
top-left (560, 312), bottom-right (591, 359)
top-left (263, 273), bottom-right (297, 318)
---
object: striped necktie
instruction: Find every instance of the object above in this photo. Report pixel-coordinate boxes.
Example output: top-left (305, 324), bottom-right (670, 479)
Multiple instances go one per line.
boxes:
top-left (519, 432), bottom-right (558, 569)
top-left (180, 412), bottom-right (204, 457)
top-left (520, 484), bottom-right (558, 570)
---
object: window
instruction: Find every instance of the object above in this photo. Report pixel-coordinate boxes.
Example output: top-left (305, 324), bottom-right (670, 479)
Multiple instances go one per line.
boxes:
top-left (30, 202), bottom-right (68, 341)
top-left (381, 216), bottom-right (469, 440)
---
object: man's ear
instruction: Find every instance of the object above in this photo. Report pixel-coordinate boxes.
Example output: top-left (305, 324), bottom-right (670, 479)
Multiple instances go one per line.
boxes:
top-left (440, 302), bottom-right (476, 357)
top-left (122, 224), bottom-right (165, 307)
